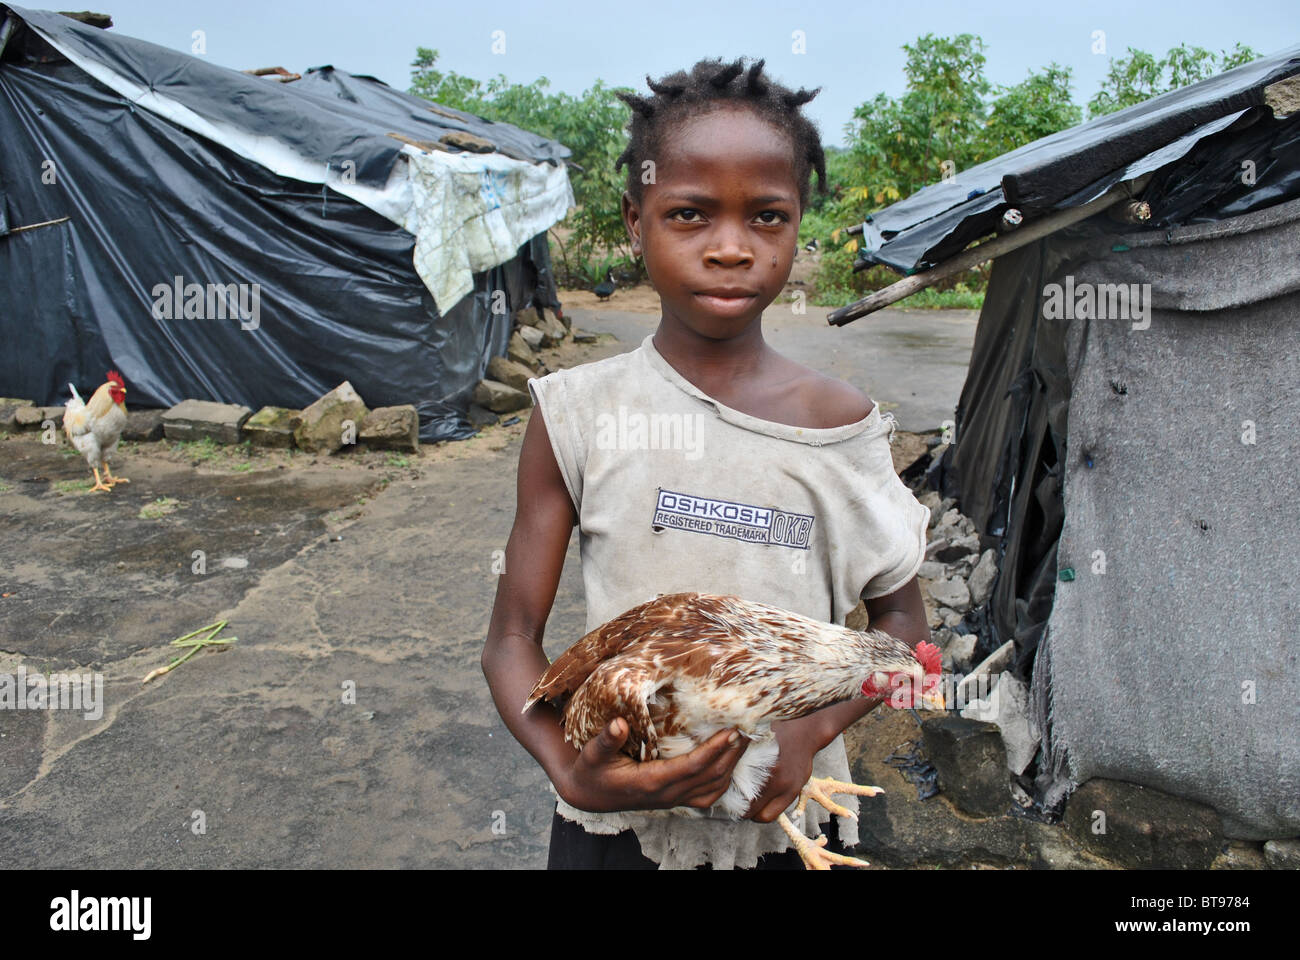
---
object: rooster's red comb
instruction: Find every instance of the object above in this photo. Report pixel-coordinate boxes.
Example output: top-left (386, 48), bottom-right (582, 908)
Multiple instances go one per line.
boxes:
top-left (106, 370), bottom-right (124, 386)
top-left (915, 640), bottom-right (942, 679)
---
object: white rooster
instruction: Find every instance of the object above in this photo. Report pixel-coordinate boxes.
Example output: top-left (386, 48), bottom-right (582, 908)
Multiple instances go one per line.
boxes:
top-left (63, 370), bottom-right (130, 493)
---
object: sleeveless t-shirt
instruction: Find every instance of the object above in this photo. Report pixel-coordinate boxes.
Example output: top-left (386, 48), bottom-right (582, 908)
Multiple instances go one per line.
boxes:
top-left (526, 333), bottom-right (930, 869)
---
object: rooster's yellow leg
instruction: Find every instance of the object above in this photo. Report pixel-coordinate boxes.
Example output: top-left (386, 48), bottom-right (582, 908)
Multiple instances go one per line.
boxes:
top-left (776, 813), bottom-right (872, 870)
top-left (102, 464), bottom-right (129, 485)
top-left (89, 468), bottom-right (112, 493)
top-left (795, 776), bottom-right (884, 821)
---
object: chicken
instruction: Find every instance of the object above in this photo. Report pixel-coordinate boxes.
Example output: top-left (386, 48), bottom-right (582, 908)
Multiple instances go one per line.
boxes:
top-left (63, 370), bottom-right (129, 493)
top-left (524, 592), bottom-right (945, 869)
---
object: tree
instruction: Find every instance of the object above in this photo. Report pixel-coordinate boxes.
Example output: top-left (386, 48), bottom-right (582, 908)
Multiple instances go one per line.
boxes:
top-left (409, 47), bottom-right (489, 110)
top-left (978, 63), bottom-right (1082, 160)
top-left (1086, 42), bottom-right (1259, 118)
top-left (842, 33), bottom-right (992, 208)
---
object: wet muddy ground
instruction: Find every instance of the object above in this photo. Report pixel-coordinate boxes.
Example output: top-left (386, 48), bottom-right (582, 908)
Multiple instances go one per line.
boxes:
top-left (0, 302), bottom-right (974, 868)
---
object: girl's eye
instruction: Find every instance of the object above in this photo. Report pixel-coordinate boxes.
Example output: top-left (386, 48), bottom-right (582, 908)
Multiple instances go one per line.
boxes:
top-left (671, 209), bottom-right (703, 223)
top-left (756, 211), bottom-right (788, 225)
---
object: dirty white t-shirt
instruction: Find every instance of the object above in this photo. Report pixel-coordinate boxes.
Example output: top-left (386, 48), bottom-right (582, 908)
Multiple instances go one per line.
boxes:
top-left (527, 333), bottom-right (929, 869)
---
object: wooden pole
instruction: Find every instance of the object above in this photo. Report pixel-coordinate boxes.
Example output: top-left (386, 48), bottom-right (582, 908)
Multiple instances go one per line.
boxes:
top-left (5, 216), bottom-right (71, 236)
top-left (827, 174), bottom-right (1153, 327)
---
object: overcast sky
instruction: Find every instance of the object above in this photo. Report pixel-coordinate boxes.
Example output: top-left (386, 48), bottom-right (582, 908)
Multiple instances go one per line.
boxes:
top-left (73, 0), bottom-right (1300, 147)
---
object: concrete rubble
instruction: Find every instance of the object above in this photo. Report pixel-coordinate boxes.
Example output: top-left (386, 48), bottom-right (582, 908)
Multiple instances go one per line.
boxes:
top-left (242, 406), bottom-right (302, 448)
top-left (358, 406), bottom-right (420, 453)
top-left (162, 399), bottom-right (253, 445)
top-left (469, 303), bottom-right (576, 418)
top-left (294, 381), bottom-right (368, 454)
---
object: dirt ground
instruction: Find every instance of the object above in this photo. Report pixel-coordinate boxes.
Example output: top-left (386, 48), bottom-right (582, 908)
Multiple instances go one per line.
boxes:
top-left (0, 300), bottom-right (972, 869)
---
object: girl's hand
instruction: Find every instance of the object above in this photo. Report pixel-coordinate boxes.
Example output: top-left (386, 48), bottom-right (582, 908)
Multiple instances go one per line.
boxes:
top-left (557, 718), bottom-right (749, 814)
top-left (743, 715), bottom-right (827, 823)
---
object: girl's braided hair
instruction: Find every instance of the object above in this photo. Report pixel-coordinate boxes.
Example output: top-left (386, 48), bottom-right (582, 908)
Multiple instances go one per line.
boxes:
top-left (614, 56), bottom-right (828, 212)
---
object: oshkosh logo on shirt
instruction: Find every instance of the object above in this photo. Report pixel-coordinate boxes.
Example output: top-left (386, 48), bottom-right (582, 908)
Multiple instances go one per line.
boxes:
top-left (652, 488), bottom-right (814, 550)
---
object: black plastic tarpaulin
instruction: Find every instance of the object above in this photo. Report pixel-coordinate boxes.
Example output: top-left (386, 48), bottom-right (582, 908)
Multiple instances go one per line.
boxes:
top-left (854, 43), bottom-right (1300, 275)
top-left (0, 6), bottom-right (570, 441)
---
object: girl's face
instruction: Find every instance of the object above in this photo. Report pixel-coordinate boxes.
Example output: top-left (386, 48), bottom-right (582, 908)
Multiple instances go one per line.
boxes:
top-left (622, 104), bottom-right (802, 341)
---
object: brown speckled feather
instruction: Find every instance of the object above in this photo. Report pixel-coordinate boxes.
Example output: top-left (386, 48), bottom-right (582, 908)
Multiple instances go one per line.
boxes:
top-left (524, 592), bottom-right (925, 766)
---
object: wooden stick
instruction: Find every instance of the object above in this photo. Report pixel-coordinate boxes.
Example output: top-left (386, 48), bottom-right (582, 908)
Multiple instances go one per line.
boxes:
top-left (6, 217), bottom-right (71, 236)
top-left (827, 174), bottom-right (1153, 326)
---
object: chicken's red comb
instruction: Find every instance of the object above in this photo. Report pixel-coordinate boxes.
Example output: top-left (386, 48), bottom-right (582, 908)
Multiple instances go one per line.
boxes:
top-left (915, 640), bottom-right (942, 679)
top-left (106, 369), bottom-right (124, 386)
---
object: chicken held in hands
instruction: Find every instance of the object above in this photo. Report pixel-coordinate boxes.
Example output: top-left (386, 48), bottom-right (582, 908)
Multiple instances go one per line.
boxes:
top-left (525, 592), bottom-right (945, 869)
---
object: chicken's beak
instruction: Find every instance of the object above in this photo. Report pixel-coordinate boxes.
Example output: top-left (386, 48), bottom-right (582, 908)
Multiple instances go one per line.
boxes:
top-left (918, 686), bottom-right (946, 711)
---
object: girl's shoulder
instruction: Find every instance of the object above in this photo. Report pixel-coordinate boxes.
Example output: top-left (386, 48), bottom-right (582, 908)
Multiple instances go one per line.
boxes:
top-left (798, 372), bottom-right (875, 430)
top-left (770, 355), bottom-right (874, 430)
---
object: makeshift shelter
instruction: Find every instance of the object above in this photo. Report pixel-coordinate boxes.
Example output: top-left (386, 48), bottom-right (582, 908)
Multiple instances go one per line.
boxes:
top-left (832, 45), bottom-right (1300, 839)
top-left (0, 5), bottom-right (574, 441)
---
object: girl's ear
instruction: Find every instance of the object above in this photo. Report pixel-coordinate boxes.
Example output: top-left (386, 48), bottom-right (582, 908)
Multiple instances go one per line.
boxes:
top-left (621, 191), bottom-right (642, 256)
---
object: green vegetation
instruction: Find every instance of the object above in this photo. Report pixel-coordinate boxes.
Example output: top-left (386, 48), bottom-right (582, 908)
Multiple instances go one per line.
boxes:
top-left (1086, 43), bottom-right (1257, 117)
top-left (139, 496), bottom-right (180, 519)
top-left (409, 37), bottom-right (1259, 308)
top-left (173, 437), bottom-right (223, 462)
top-left (172, 437), bottom-right (261, 469)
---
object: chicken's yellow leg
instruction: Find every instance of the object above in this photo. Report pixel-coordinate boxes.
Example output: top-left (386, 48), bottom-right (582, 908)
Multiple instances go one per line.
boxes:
top-left (89, 467), bottom-right (112, 493)
top-left (102, 463), bottom-right (129, 485)
top-left (776, 813), bottom-right (872, 870)
top-left (774, 776), bottom-right (884, 870)
top-left (797, 776), bottom-right (884, 821)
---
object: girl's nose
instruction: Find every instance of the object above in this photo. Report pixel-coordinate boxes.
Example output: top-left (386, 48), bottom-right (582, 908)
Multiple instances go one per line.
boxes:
top-left (705, 229), bottom-right (754, 267)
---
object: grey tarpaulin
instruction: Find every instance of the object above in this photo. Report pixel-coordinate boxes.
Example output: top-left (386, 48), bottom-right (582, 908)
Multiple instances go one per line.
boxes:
top-left (0, 6), bottom-right (570, 441)
top-left (1033, 196), bottom-right (1300, 838)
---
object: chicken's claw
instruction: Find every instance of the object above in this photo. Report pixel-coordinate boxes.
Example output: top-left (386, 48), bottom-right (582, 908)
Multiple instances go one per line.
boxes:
top-left (776, 813), bottom-right (872, 870)
top-left (796, 776), bottom-right (884, 822)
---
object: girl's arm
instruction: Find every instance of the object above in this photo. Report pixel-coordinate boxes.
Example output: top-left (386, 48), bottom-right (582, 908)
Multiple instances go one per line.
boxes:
top-left (744, 577), bottom-right (929, 822)
top-left (481, 408), bottom-right (748, 813)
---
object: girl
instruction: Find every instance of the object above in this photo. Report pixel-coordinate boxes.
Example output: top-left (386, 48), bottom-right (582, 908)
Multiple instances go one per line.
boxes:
top-left (481, 57), bottom-right (930, 869)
